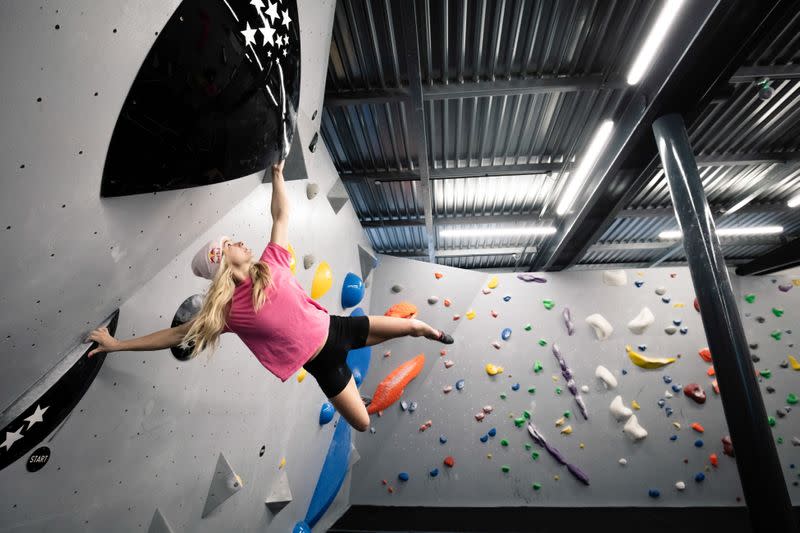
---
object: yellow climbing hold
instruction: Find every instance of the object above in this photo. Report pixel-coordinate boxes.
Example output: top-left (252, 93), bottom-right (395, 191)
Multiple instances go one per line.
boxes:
top-left (673, 303), bottom-right (685, 308)
top-left (287, 243), bottom-right (297, 274)
top-left (672, 422), bottom-right (681, 430)
top-left (279, 457), bottom-right (286, 469)
top-left (555, 417), bottom-right (565, 427)
top-left (579, 442), bottom-right (585, 449)
top-left (560, 425), bottom-right (573, 435)
top-left (487, 453), bottom-right (492, 459)
top-left (552, 375), bottom-right (559, 382)
top-left (485, 363), bottom-right (504, 376)
top-left (487, 275), bottom-right (499, 289)
top-left (792, 279), bottom-right (800, 286)
top-left (626, 345), bottom-right (677, 369)
top-left (554, 475), bottom-right (560, 481)
top-left (466, 309), bottom-right (476, 320)
top-left (310, 261), bottom-right (333, 299)
top-left (297, 368), bottom-right (308, 382)
top-left (788, 355), bottom-right (800, 371)
top-left (631, 400), bottom-right (641, 410)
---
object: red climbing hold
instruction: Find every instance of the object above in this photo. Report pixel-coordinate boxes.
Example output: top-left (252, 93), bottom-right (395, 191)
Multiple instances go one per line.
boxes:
top-left (698, 348), bottom-right (712, 363)
top-left (690, 422), bottom-right (705, 433)
top-left (444, 456), bottom-right (455, 468)
top-left (722, 436), bottom-right (735, 457)
top-left (382, 479), bottom-right (388, 485)
top-left (684, 383), bottom-right (707, 404)
top-left (387, 486), bottom-right (394, 493)
top-left (440, 349), bottom-right (447, 356)
top-left (694, 298), bottom-right (700, 312)
top-left (707, 366), bottom-right (715, 376)
top-left (709, 453), bottom-right (718, 467)
top-left (434, 272), bottom-right (444, 279)
top-left (444, 299), bottom-right (452, 307)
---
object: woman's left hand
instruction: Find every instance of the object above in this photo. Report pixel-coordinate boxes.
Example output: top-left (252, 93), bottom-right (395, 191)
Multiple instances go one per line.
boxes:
top-left (272, 159), bottom-right (285, 176)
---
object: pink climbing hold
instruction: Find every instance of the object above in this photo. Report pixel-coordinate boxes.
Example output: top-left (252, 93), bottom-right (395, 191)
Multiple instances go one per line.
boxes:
top-left (384, 350), bottom-right (391, 358)
top-left (722, 436), bottom-right (734, 457)
top-left (491, 310), bottom-right (498, 318)
top-left (475, 412), bottom-right (485, 421)
top-left (694, 298), bottom-right (700, 313)
top-left (712, 380), bottom-right (719, 394)
top-left (684, 383), bottom-right (707, 404)
top-left (440, 349), bottom-right (447, 356)
top-left (444, 298), bottom-right (452, 307)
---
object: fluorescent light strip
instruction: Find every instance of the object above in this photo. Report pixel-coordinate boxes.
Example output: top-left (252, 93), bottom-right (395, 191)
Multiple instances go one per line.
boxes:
top-left (659, 226), bottom-right (783, 240)
top-left (556, 120), bottom-right (614, 216)
top-left (788, 194), bottom-right (800, 208)
top-left (626, 0), bottom-right (685, 85)
top-left (440, 227), bottom-right (558, 239)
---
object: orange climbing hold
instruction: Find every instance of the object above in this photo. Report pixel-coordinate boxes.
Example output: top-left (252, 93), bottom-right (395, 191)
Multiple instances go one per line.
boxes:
top-left (385, 301), bottom-right (418, 319)
top-left (698, 348), bottom-right (712, 363)
top-left (435, 272), bottom-right (444, 279)
top-left (444, 299), bottom-right (452, 307)
top-left (691, 422), bottom-right (705, 433)
top-left (709, 453), bottom-right (718, 467)
top-left (367, 354), bottom-right (426, 414)
top-left (707, 366), bottom-right (715, 376)
top-left (712, 379), bottom-right (719, 394)
top-left (444, 456), bottom-right (455, 468)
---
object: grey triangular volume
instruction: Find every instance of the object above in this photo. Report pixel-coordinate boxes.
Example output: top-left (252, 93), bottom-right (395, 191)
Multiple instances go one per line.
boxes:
top-left (326, 178), bottom-right (349, 214)
top-left (348, 442), bottom-right (360, 469)
top-left (358, 244), bottom-right (378, 281)
top-left (265, 469), bottom-right (293, 515)
top-left (148, 508), bottom-right (175, 533)
top-left (202, 452), bottom-right (244, 519)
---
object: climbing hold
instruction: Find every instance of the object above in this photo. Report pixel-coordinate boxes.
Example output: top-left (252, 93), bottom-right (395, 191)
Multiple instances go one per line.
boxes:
top-left (538, 339), bottom-right (547, 346)
top-left (439, 435), bottom-right (448, 444)
top-left (602, 270), bottom-right (627, 286)
top-left (781, 360), bottom-right (790, 369)
top-left (694, 439), bottom-right (704, 448)
top-left (555, 387), bottom-right (563, 395)
top-left (744, 294), bottom-right (756, 303)
top-left (649, 489), bottom-right (660, 498)
top-left (391, 284), bottom-right (404, 293)
top-left (310, 261), bottom-right (334, 300)
top-left (487, 275), bottom-right (499, 289)
top-left (501, 465), bottom-right (511, 473)
top-left (517, 273), bottom-right (548, 283)
top-left (594, 365), bottom-right (617, 389)
top-left (524, 323), bottom-right (532, 331)
top-left (485, 363), bottom-right (504, 376)
top-left (631, 400), bottom-right (641, 410)
top-left (771, 330), bottom-right (783, 340)
top-left (533, 482), bottom-right (542, 490)
top-left (707, 367), bottom-right (716, 376)
top-left (680, 327), bottom-right (688, 334)
top-left (483, 405), bottom-right (493, 414)
top-left (452, 314), bottom-right (461, 321)
top-left (777, 407), bottom-right (791, 418)
top-left (635, 281), bottom-right (645, 288)
top-left (367, 354), bottom-right (425, 414)
top-left (400, 400), bottom-right (408, 411)
top-left (756, 316), bottom-right (766, 324)
top-left (610, 395), bottom-right (633, 421)
top-left (341, 272), bottom-right (365, 308)
top-left (526, 423), bottom-right (590, 485)
top-left (627, 307), bottom-right (655, 334)
top-left (302, 254), bottom-right (315, 270)
top-left (501, 328), bottom-right (512, 341)
top-left (793, 437), bottom-right (800, 447)
top-left (542, 299), bottom-right (555, 310)
top-left (655, 287), bottom-right (667, 295)
top-left (684, 384), bottom-right (706, 404)
top-left (442, 385), bottom-right (453, 393)
top-left (480, 434), bottom-right (489, 443)
top-left (512, 383), bottom-right (520, 391)
top-left (466, 310), bottom-right (476, 320)
top-left (760, 369), bottom-right (772, 379)
top-left (319, 403), bottom-right (335, 426)
top-left (670, 435), bottom-right (678, 441)
top-left (581, 385), bottom-right (589, 393)
top-left (443, 456), bottom-right (455, 467)
top-left (503, 295), bottom-right (511, 302)
top-left (788, 393), bottom-right (799, 405)
top-left (779, 284), bottom-right (793, 292)
top-left (773, 307), bottom-right (785, 317)
top-left (676, 481), bottom-right (686, 491)
top-left (397, 472), bottom-right (410, 482)
top-left (429, 468), bottom-right (439, 478)
top-left (555, 417), bottom-right (565, 427)
top-left (665, 326), bottom-right (678, 335)
top-left (491, 341), bottom-right (502, 350)
top-left (694, 298), bottom-right (701, 312)
top-left (444, 360), bottom-right (454, 368)
top-left (722, 436), bottom-right (734, 456)
top-left (528, 387), bottom-right (536, 394)
top-left (297, 368), bottom-right (308, 383)
top-left (621, 369), bottom-right (628, 375)
top-left (434, 272), bottom-right (444, 279)
top-left (665, 407), bottom-right (674, 417)
top-left (623, 415), bottom-right (648, 441)
top-left (482, 288), bottom-right (492, 295)
top-left (444, 298), bottom-right (451, 307)
top-left (427, 296), bottom-right (439, 305)
top-left (671, 384), bottom-right (683, 393)
top-left (534, 361), bottom-right (543, 373)
top-left (562, 308), bottom-right (575, 336)
top-left (384, 350), bottom-right (391, 358)
top-left (766, 385), bottom-right (775, 393)
top-left (712, 380), bottom-right (719, 394)
top-left (658, 399), bottom-right (666, 408)
top-left (673, 422), bottom-right (681, 430)
top-left (626, 345), bottom-right (676, 369)
top-left (491, 310), bottom-right (499, 318)
top-left (639, 344), bottom-right (647, 351)
top-left (694, 472), bottom-right (705, 482)
top-left (619, 458), bottom-right (627, 466)
top-left (690, 422), bottom-right (705, 433)
top-left (560, 426), bottom-right (573, 435)
top-left (202, 453), bottom-right (245, 518)
top-left (662, 297), bottom-right (672, 304)
top-left (456, 379), bottom-right (465, 390)
top-left (664, 375), bottom-right (673, 383)
top-left (384, 301), bottom-right (418, 319)
top-left (409, 401), bottom-right (418, 412)
top-left (665, 390), bottom-right (674, 398)
top-left (698, 348), bottom-right (712, 363)
top-left (585, 314), bottom-right (614, 341)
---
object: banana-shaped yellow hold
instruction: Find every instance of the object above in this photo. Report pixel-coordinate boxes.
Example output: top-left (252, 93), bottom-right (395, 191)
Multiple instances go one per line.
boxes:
top-left (788, 355), bottom-right (800, 371)
top-left (626, 345), bottom-right (676, 369)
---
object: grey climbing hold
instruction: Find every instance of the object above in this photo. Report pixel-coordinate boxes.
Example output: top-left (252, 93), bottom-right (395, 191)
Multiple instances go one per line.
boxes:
top-left (148, 508), bottom-right (175, 533)
top-left (655, 287), bottom-right (667, 296)
top-left (358, 244), bottom-right (379, 281)
top-left (428, 296), bottom-right (439, 305)
top-left (749, 343), bottom-right (759, 350)
top-left (409, 401), bottom-right (418, 412)
top-left (781, 360), bottom-right (790, 369)
top-left (348, 442), bottom-right (361, 468)
top-left (306, 182), bottom-right (319, 200)
top-left (756, 316), bottom-right (766, 324)
top-left (326, 178), bottom-right (350, 214)
top-left (664, 326), bottom-right (677, 335)
top-left (751, 355), bottom-right (760, 363)
top-left (766, 386), bottom-right (776, 393)
top-left (391, 284), bottom-right (404, 293)
top-left (777, 407), bottom-right (791, 418)
top-left (202, 452), bottom-right (244, 518)
top-left (793, 436), bottom-right (800, 446)
top-left (303, 254), bottom-right (315, 270)
top-left (264, 469), bottom-right (293, 515)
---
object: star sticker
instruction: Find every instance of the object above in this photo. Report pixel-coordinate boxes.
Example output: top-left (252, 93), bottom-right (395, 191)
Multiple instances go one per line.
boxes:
top-left (1, 426), bottom-right (24, 452)
top-left (284, 34), bottom-right (290, 47)
top-left (240, 21), bottom-right (258, 47)
top-left (281, 8), bottom-right (292, 29)
top-left (24, 404), bottom-right (49, 430)
top-left (283, 48), bottom-right (288, 57)
top-left (249, 0), bottom-right (265, 10)
top-left (265, 1), bottom-right (279, 23)
top-left (260, 22), bottom-right (275, 46)
top-left (267, 50), bottom-right (272, 58)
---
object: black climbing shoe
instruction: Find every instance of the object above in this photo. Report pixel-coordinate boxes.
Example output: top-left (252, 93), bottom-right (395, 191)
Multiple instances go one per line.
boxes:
top-left (361, 395), bottom-right (372, 407)
top-left (435, 330), bottom-right (454, 345)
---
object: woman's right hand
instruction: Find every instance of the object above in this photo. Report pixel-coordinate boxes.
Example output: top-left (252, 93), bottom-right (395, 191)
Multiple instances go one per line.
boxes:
top-left (272, 159), bottom-right (285, 176)
top-left (86, 326), bottom-right (121, 357)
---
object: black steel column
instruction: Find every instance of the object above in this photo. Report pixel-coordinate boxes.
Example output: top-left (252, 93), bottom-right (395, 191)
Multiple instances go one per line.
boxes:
top-left (652, 113), bottom-right (796, 532)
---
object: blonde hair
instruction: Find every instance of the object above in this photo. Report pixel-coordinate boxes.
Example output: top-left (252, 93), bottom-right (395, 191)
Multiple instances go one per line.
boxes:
top-left (179, 254), bottom-right (273, 361)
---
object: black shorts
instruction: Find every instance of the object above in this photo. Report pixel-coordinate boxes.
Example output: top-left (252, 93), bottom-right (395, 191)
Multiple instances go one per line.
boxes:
top-left (303, 314), bottom-right (370, 398)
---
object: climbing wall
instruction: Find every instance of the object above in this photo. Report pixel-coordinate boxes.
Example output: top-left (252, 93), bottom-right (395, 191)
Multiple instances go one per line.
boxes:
top-left (351, 254), bottom-right (800, 506)
top-left (0, 1), bottom-right (370, 531)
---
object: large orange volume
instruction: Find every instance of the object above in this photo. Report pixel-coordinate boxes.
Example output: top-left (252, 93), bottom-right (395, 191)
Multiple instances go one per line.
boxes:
top-left (384, 301), bottom-right (418, 319)
top-left (367, 354), bottom-right (426, 414)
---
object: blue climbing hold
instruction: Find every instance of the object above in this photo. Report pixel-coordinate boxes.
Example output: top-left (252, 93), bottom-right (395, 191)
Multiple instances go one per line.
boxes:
top-left (635, 281), bottom-right (644, 288)
top-left (503, 295), bottom-right (511, 302)
top-left (398, 472), bottom-right (409, 482)
top-left (340, 272), bottom-right (365, 308)
top-left (501, 328), bottom-right (512, 341)
top-left (663, 375), bottom-right (672, 384)
top-left (648, 488), bottom-right (660, 498)
top-left (488, 427), bottom-right (497, 437)
top-left (319, 402), bottom-right (335, 426)
top-left (293, 521), bottom-right (312, 533)
top-left (456, 379), bottom-right (465, 390)
top-left (680, 327), bottom-right (688, 335)
top-left (480, 434), bottom-right (489, 443)
top-left (672, 384), bottom-right (682, 393)
top-left (658, 399), bottom-right (666, 408)
top-left (622, 369), bottom-right (628, 375)
top-left (694, 439), bottom-right (704, 448)
top-left (662, 297), bottom-right (671, 303)
top-left (352, 368), bottom-right (362, 387)
top-left (512, 383), bottom-right (520, 391)
top-left (670, 435), bottom-right (678, 441)
top-left (665, 407), bottom-right (674, 417)
top-left (409, 401), bottom-right (418, 412)
top-left (638, 344), bottom-right (647, 351)
top-left (430, 468), bottom-right (439, 477)
top-left (440, 435), bottom-right (447, 444)
top-left (695, 472), bottom-right (706, 482)
top-left (673, 319), bottom-right (682, 326)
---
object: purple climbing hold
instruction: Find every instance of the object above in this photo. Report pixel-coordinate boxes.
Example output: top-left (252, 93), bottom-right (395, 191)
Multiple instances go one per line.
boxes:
top-left (517, 273), bottom-right (548, 283)
top-left (562, 308), bottom-right (575, 336)
top-left (779, 284), bottom-right (793, 293)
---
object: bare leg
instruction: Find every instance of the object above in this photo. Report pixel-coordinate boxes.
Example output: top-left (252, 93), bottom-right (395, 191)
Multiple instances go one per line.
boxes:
top-left (328, 375), bottom-right (370, 432)
top-left (363, 316), bottom-right (444, 347)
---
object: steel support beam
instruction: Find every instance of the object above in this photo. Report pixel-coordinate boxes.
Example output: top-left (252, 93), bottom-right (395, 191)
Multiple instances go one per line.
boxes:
top-left (730, 64), bottom-right (800, 82)
top-left (588, 236), bottom-right (785, 253)
top-left (654, 113), bottom-right (796, 533)
top-left (399, 1), bottom-right (434, 263)
top-left (735, 238), bottom-right (800, 275)
top-left (391, 246), bottom-right (531, 259)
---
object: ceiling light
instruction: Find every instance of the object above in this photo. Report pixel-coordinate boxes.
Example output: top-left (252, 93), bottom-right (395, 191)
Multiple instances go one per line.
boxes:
top-left (658, 226), bottom-right (783, 240)
top-left (788, 194), bottom-right (800, 208)
top-left (440, 227), bottom-right (558, 238)
top-left (556, 120), bottom-right (614, 216)
top-left (626, 0), bottom-right (685, 85)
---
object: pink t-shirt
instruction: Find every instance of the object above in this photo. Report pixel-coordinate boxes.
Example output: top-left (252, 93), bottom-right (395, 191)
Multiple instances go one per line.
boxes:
top-left (221, 242), bottom-right (330, 381)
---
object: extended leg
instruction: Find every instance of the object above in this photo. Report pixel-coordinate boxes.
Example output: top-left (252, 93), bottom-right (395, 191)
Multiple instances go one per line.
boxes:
top-left (328, 375), bottom-right (370, 432)
top-left (363, 316), bottom-right (453, 347)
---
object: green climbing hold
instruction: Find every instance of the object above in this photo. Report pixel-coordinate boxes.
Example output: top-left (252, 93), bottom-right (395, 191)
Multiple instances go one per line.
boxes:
top-left (533, 482), bottom-right (542, 491)
top-left (564, 411), bottom-right (571, 419)
top-left (502, 465), bottom-right (511, 473)
top-left (771, 330), bottom-right (782, 341)
top-left (787, 393), bottom-right (798, 405)
top-left (531, 451), bottom-right (540, 460)
top-left (543, 299), bottom-right (555, 310)
top-left (523, 410), bottom-right (531, 419)
top-left (745, 294), bottom-right (756, 303)
top-left (538, 339), bottom-right (548, 346)
top-left (533, 361), bottom-right (543, 372)
top-left (500, 393), bottom-right (507, 400)
top-left (772, 308), bottom-right (784, 317)
top-left (514, 417), bottom-right (525, 427)
top-left (524, 324), bottom-right (532, 331)
top-left (501, 439), bottom-right (509, 447)
top-left (524, 443), bottom-right (532, 451)
top-left (760, 369), bottom-right (772, 379)
top-left (555, 387), bottom-right (563, 395)
top-left (527, 387), bottom-right (536, 394)
top-left (777, 437), bottom-right (784, 444)
top-left (768, 416), bottom-right (776, 427)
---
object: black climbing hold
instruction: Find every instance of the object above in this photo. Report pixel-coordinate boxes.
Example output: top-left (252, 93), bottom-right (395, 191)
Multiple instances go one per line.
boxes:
top-left (309, 131), bottom-right (319, 153)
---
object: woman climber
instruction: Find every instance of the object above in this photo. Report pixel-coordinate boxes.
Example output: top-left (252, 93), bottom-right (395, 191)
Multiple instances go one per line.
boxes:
top-left (84, 159), bottom-right (454, 433)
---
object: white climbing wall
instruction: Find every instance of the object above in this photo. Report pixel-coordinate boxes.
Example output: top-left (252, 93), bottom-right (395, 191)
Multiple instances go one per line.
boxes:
top-left (0, 0), bottom-right (368, 531)
top-left (350, 255), bottom-right (800, 506)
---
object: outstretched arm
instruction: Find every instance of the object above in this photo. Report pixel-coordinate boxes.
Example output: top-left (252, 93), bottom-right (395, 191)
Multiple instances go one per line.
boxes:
top-left (270, 159), bottom-right (289, 249)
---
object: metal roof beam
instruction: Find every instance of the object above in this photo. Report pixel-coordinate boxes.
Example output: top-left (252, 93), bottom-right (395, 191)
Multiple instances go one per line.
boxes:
top-left (391, 247), bottom-right (532, 258)
top-left (590, 235), bottom-right (786, 253)
top-left (735, 237), bottom-right (800, 275)
top-left (731, 64), bottom-right (800, 82)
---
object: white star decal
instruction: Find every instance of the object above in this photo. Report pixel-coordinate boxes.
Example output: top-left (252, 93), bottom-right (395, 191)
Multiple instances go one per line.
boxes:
top-left (265, 1), bottom-right (279, 23)
top-left (240, 21), bottom-right (258, 47)
top-left (24, 404), bottom-right (49, 430)
top-left (1, 426), bottom-right (24, 452)
top-left (249, 0), bottom-right (265, 10)
top-left (281, 8), bottom-right (292, 29)
top-left (283, 48), bottom-right (288, 57)
top-left (284, 34), bottom-right (290, 47)
top-left (267, 50), bottom-right (272, 58)
top-left (260, 22), bottom-right (276, 46)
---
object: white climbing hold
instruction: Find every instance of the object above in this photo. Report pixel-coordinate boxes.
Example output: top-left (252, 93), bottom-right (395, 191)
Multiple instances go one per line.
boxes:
top-left (618, 458), bottom-right (628, 466)
top-left (595, 365), bottom-right (618, 389)
top-left (580, 385), bottom-right (589, 393)
top-left (302, 254), bottom-right (315, 270)
top-left (427, 296), bottom-right (439, 304)
top-left (306, 182), bottom-right (319, 200)
top-left (603, 270), bottom-right (627, 286)
top-left (675, 481), bottom-right (686, 491)
top-left (655, 287), bottom-right (667, 296)
top-left (610, 395), bottom-right (633, 421)
top-left (586, 314), bottom-right (614, 340)
top-left (665, 390), bottom-right (673, 399)
top-left (627, 307), bottom-right (655, 334)
top-left (664, 326), bottom-right (677, 335)
top-left (623, 414), bottom-right (648, 441)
